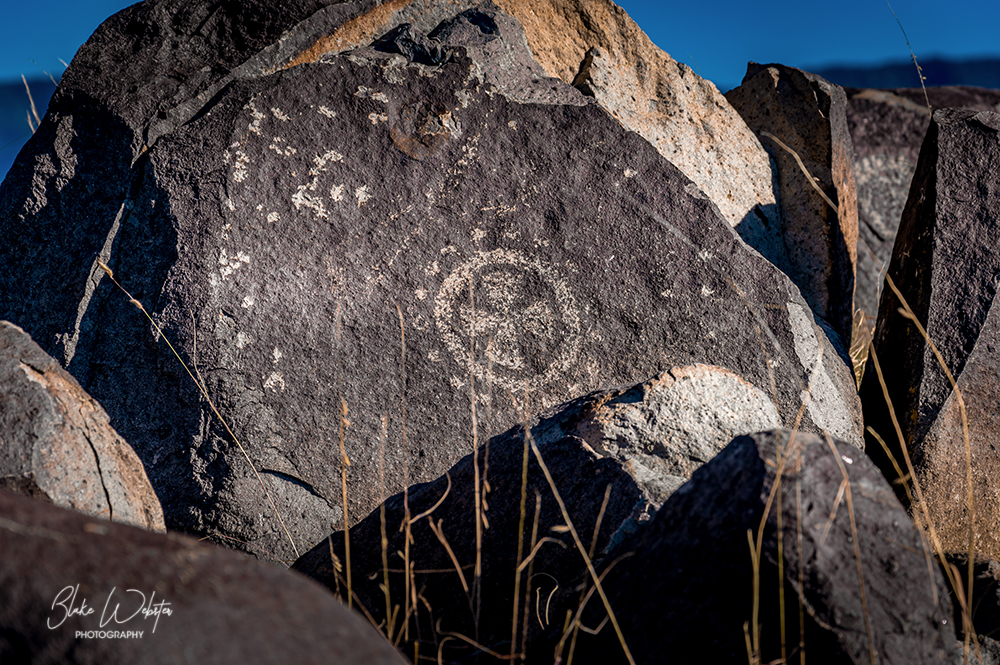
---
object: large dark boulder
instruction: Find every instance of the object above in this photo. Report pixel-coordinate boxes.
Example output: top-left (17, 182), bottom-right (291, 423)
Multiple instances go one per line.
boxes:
top-left (292, 364), bottom-right (783, 660)
top-left (0, 4), bottom-right (861, 562)
top-left (845, 86), bottom-right (1000, 322)
top-left (0, 320), bottom-right (164, 531)
top-left (541, 429), bottom-right (954, 665)
top-left (860, 108), bottom-right (1000, 561)
top-left (0, 488), bottom-right (406, 664)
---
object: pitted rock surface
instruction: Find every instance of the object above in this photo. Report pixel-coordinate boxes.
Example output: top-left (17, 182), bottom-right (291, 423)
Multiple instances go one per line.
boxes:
top-left (289, 0), bottom-right (782, 237)
top-left (845, 86), bottom-right (1000, 320)
top-left (0, 321), bottom-right (164, 532)
top-left (0, 489), bottom-right (406, 665)
top-left (726, 63), bottom-right (859, 347)
top-left (0, 7), bottom-right (861, 560)
top-left (860, 108), bottom-right (1000, 560)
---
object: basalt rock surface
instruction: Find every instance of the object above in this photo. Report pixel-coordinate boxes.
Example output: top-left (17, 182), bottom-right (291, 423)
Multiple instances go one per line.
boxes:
top-left (844, 86), bottom-right (1000, 321)
top-left (540, 429), bottom-right (954, 665)
top-left (860, 108), bottom-right (1000, 560)
top-left (0, 5), bottom-right (862, 561)
top-left (727, 63), bottom-right (859, 347)
top-left (293, 365), bottom-right (781, 661)
top-left (0, 489), bottom-right (406, 665)
top-left (0, 320), bottom-right (164, 532)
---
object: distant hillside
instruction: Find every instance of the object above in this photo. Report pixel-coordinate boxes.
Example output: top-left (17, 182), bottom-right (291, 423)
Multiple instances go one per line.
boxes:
top-left (814, 56), bottom-right (1000, 91)
top-left (0, 77), bottom-right (58, 186)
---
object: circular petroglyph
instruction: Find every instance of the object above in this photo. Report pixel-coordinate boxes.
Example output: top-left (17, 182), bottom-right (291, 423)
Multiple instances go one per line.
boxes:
top-left (434, 250), bottom-right (581, 392)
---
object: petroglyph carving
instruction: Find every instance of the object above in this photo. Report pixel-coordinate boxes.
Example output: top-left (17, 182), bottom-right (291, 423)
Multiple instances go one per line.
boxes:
top-left (434, 249), bottom-right (580, 392)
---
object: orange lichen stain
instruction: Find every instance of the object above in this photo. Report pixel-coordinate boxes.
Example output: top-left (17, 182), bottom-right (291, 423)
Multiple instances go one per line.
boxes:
top-left (284, 0), bottom-right (415, 69)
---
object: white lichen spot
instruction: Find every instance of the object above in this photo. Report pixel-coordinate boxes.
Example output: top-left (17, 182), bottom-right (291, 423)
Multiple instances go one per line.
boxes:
top-left (428, 349), bottom-right (441, 362)
top-left (248, 100), bottom-right (265, 135)
top-left (471, 228), bottom-right (486, 243)
top-left (268, 137), bottom-right (297, 156)
top-left (225, 198), bottom-right (235, 211)
top-left (415, 288), bottom-right (428, 301)
top-left (508, 120), bottom-right (517, 130)
top-left (701, 285), bottom-right (715, 297)
top-left (661, 290), bottom-right (673, 298)
top-left (698, 249), bottom-right (714, 261)
top-left (318, 106), bottom-right (337, 118)
top-left (266, 212), bottom-right (280, 223)
top-left (456, 90), bottom-right (472, 108)
top-left (355, 86), bottom-right (389, 103)
top-left (624, 168), bottom-right (638, 178)
top-left (219, 249), bottom-right (251, 280)
top-left (263, 372), bottom-right (286, 392)
top-left (292, 151), bottom-right (344, 219)
top-left (255, 204), bottom-right (263, 211)
top-left (232, 150), bottom-right (250, 182)
top-left (355, 185), bottom-right (371, 206)
top-left (331, 184), bottom-right (344, 202)
top-left (425, 260), bottom-right (440, 276)
top-left (272, 348), bottom-right (283, 364)
top-left (235, 331), bottom-right (252, 349)
top-left (271, 107), bottom-right (290, 121)
top-left (241, 295), bottom-right (255, 309)
top-left (292, 190), bottom-right (327, 218)
top-left (368, 112), bottom-right (388, 124)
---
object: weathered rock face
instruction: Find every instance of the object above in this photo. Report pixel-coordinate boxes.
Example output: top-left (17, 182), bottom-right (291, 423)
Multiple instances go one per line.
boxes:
top-left (0, 489), bottom-right (406, 665)
top-left (0, 4), bottom-right (861, 562)
top-left (0, 320), bottom-right (164, 532)
top-left (540, 430), bottom-right (954, 665)
top-left (860, 108), bottom-right (1000, 561)
top-left (845, 86), bottom-right (1000, 321)
top-left (943, 553), bottom-right (1000, 648)
top-left (295, 429), bottom-right (642, 663)
top-left (285, 0), bottom-right (782, 234)
top-left (292, 364), bottom-right (782, 659)
top-left (726, 63), bottom-right (859, 347)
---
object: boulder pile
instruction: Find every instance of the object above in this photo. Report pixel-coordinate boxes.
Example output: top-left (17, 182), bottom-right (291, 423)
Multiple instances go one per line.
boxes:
top-left (2, 0), bottom-right (1000, 662)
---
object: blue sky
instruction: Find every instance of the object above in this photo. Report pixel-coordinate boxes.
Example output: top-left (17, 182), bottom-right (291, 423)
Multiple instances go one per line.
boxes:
top-left (2, 0), bottom-right (999, 90)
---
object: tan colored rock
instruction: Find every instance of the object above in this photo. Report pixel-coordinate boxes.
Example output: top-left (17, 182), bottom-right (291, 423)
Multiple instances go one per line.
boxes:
top-left (500, 0), bottom-right (780, 229)
top-left (0, 321), bottom-right (164, 532)
top-left (285, 0), bottom-right (780, 229)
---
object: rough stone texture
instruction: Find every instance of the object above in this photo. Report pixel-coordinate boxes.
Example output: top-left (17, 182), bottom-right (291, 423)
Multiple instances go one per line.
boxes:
top-left (859, 109), bottom-right (1000, 561)
top-left (0, 320), bottom-right (164, 532)
top-left (525, 364), bottom-right (783, 510)
top-left (0, 6), bottom-right (861, 562)
top-left (292, 364), bottom-right (782, 658)
top-left (845, 86), bottom-right (1000, 321)
top-left (287, 0), bottom-right (782, 235)
top-left (0, 489), bottom-right (406, 665)
top-left (726, 63), bottom-right (860, 346)
top-left (541, 430), bottom-right (954, 665)
top-left (943, 553), bottom-right (1000, 646)
top-left (294, 427), bottom-right (644, 663)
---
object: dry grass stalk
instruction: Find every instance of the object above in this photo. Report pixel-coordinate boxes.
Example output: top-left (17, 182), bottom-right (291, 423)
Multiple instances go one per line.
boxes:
top-left (95, 260), bottom-right (299, 557)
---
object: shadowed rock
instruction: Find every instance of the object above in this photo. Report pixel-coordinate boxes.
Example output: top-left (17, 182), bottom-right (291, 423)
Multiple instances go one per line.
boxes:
top-left (293, 366), bottom-right (782, 661)
top-left (726, 63), bottom-right (859, 346)
top-left (0, 489), bottom-right (406, 664)
top-left (0, 4), bottom-right (861, 562)
top-left (860, 108), bottom-right (1000, 561)
top-left (844, 86), bottom-right (1000, 322)
top-left (0, 320), bottom-right (164, 531)
top-left (542, 429), bottom-right (954, 665)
